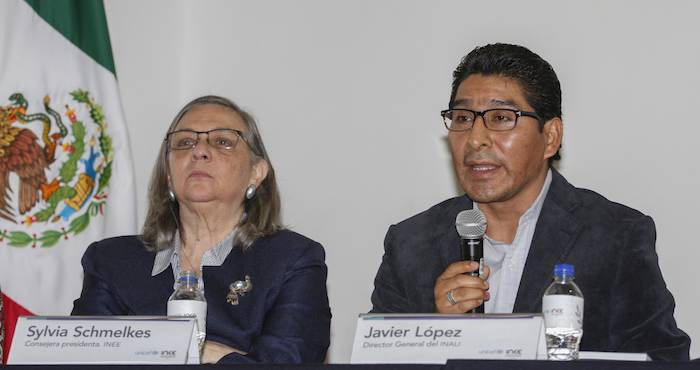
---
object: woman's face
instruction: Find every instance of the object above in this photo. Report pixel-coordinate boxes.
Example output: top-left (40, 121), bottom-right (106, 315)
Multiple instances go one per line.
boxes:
top-left (167, 104), bottom-right (267, 211)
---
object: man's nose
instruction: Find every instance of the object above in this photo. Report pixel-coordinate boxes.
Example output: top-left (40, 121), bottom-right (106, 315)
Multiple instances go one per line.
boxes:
top-left (467, 116), bottom-right (492, 150)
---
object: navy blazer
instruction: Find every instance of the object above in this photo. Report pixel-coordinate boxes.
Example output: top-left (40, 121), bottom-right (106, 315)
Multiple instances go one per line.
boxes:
top-left (72, 230), bottom-right (331, 364)
top-left (371, 169), bottom-right (690, 361)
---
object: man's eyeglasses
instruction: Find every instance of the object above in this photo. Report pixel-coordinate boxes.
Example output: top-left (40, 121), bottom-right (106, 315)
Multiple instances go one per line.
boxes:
top-left (440, 108), bottom-right (542, 132)
top-left (165, 128), bottom-right (246, 151)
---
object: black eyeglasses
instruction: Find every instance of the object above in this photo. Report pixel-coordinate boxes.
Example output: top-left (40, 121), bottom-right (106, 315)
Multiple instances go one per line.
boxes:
top-left (440, 108), bottom-right (542, 131)
top-left (165, 128), bottom-right (247, 151)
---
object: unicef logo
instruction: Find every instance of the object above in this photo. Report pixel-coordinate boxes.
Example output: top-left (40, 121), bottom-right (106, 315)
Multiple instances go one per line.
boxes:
top-left (0, 90), bottom-right (113, 248)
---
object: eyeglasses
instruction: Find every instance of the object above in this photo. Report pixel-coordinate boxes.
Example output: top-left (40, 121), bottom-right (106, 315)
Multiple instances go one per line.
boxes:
top-left (165, 128), bottom-right (246, 151)
top-left (440, 108), bottom-right (542, 131)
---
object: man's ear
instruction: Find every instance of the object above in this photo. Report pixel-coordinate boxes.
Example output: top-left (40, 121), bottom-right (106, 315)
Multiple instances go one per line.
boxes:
top-left (542, 117), bottom-right (563, 161)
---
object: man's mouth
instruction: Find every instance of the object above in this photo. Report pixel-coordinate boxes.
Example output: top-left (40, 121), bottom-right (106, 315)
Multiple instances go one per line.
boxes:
top-left (471, 164), bottom-right (498, 171)
top-left (464, 160), bottom-right (501, 178)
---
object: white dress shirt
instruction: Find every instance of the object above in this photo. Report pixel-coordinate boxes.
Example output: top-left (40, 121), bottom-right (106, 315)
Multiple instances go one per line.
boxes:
top-left (477, 169), bottom-right (552, 313)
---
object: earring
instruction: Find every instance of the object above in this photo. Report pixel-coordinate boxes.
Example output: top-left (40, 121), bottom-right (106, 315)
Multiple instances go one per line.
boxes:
top-left (245, 184), bottom-right (257, 200)
top-left (168, 189), bottom-right (176, 201)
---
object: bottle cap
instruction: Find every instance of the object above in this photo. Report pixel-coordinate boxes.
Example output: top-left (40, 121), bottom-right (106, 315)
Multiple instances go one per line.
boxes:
top-left (553, 263), bottom-right (575, 277)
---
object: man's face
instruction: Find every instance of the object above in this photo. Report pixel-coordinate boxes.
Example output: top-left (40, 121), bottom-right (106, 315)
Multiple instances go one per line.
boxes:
top-left (448, 74), bottom-right (561, 208)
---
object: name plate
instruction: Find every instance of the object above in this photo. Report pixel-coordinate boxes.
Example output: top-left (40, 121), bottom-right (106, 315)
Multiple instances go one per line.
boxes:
top-left (8, 316), bottom-right (199, 364)
top-left (351, 313), bottom-right (546, 363)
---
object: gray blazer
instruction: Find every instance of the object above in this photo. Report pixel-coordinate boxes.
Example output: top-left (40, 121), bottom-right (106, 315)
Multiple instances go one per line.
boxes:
top-left (371, 169), bottom-right (690, 361)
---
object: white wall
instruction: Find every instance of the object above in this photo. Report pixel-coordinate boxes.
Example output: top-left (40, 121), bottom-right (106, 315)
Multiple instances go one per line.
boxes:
top-left (104, 0), bottom-right (700, 361)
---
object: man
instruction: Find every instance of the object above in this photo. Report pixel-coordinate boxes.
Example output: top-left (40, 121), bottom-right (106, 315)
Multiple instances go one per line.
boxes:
top-left (370, 43), bottom-right (690, 361)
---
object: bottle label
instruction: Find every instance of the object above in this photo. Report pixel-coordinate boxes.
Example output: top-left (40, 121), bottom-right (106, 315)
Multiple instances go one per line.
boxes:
top-left (167, 300), bottom-right (207, 335)
top-left (542, 295), bottom-right (583, 329)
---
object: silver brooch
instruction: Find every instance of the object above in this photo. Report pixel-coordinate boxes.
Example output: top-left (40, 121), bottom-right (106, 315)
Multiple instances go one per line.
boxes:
top-left (226, 275), bottom-right (252, 305)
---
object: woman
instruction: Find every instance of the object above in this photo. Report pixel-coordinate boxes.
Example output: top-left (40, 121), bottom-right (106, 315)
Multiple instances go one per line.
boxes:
top-left (72, 96), bottom-right (331, 363)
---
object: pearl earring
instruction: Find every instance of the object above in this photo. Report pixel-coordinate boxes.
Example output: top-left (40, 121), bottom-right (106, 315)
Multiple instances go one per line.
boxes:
top-left (168, 189), bottom-right (176, 201)
top-left (245, 184), bottom-right (257, 200)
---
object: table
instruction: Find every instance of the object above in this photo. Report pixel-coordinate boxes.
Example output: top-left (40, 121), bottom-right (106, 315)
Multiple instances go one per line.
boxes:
top-left (2, 360), bottom-right (699, 370)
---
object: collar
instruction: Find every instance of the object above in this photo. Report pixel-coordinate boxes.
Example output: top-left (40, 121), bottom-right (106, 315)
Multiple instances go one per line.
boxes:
top-left (520, 168), bottom-right (553, 224)
top-left (151, 228), bottom-right (237, 276)
top-left (474, 168), bottom-right (553, 228)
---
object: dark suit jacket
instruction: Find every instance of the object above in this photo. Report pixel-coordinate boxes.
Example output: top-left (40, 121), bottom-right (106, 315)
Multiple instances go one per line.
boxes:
top-left (371, 169), bottom-right (690, 361)
top-left (72, 230), bottom-right (331, 364)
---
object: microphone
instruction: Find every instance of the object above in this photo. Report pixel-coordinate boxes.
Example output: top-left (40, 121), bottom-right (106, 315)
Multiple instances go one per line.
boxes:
top-left (455, 208), bottom-right (487, 313)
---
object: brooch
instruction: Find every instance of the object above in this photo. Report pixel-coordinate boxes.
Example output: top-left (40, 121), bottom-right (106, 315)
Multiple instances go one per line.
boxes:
top-left (226, 275), bottom-right (252, 305)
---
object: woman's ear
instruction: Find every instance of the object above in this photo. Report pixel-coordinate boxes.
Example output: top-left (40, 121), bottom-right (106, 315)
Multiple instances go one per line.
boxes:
top-left (251, 159), bottom-right (269, 187)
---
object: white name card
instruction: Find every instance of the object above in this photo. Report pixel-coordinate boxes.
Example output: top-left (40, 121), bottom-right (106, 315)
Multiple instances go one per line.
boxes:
top-left (8, 316), bottom-right (199, 364)
top-left (351, 313), bottom-right (547, 364)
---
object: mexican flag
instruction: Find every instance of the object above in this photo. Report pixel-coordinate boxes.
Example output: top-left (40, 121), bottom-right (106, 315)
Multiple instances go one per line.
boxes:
top-left (0, 0), bottom-right (136, 361)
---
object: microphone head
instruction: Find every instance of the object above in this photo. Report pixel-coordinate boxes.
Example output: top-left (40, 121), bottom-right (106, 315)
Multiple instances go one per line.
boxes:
top-left (455, 208), bottom-right (487, 238)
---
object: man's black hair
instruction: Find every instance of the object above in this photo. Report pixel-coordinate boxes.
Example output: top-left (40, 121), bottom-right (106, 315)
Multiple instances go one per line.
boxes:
top-left (450, 43), bottom-right (562, 161)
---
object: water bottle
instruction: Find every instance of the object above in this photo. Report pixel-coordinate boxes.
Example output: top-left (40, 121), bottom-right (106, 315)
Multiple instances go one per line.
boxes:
top-left (167, 271), bottom-right (207, 350)
top-left (542, 263), bottom-right (584, 360)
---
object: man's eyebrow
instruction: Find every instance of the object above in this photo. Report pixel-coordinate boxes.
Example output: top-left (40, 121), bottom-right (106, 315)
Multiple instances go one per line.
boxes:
top-left (451, 98), bottom-right (519, 109)
top-left (489, 99), bottom-right (518, 108)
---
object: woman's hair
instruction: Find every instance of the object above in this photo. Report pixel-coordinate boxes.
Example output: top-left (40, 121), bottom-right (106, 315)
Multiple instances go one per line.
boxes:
top-left (141, 95), bottom-right (282, 251)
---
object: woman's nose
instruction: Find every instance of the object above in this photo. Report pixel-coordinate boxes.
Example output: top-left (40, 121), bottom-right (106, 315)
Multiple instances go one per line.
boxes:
top-left (191, 134), bottom-right (212, 160)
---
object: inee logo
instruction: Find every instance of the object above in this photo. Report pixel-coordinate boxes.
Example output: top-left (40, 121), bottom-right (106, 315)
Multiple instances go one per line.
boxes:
top-left (160, 350), bottom-right (177, 359)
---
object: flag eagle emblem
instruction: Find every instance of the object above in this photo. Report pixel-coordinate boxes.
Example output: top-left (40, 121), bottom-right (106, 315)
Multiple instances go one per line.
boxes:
top-left (0, 90), bottom-right (114, 248)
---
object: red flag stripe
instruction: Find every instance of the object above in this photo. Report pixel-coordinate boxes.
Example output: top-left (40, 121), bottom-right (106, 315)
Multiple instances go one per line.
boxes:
top-left (2, 293), bottom-right (34, 364)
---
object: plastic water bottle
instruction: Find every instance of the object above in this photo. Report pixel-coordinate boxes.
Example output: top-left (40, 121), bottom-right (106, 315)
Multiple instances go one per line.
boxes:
top-left (167, 271), bottom-right (207, 350)
top-left (542, 263), bottom-right (584, 360)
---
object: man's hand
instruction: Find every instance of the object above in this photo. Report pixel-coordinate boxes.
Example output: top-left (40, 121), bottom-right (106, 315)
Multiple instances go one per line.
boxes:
top-left (434, 261), bottom-right (490, 313)
top-left (201, 340), bottom-right (247, 364)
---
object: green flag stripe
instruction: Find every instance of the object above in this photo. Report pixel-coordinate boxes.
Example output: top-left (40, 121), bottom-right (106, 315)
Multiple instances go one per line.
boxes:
top-left (25, 0), bottom-right (116, 75)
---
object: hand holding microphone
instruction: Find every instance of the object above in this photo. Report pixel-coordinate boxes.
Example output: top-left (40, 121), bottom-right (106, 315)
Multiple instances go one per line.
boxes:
top-left (434, 208), bottom-right (490, 314)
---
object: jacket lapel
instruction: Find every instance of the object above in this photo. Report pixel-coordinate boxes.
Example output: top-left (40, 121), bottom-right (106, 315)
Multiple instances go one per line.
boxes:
top-left (513, 170), bottom-right (583, 313)
top-left (131, 264), bottom-right (175, 314)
